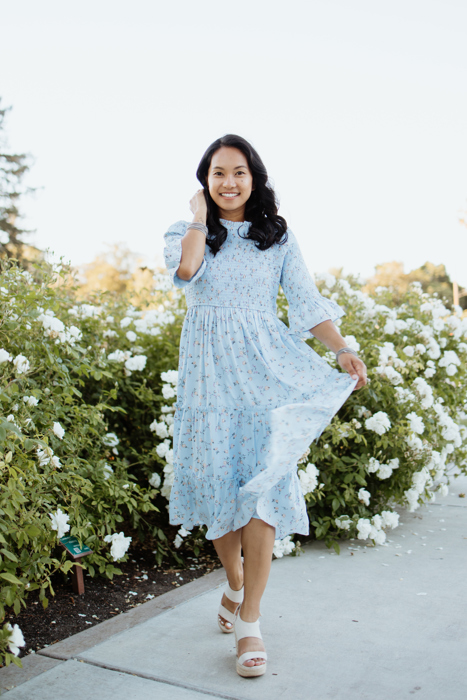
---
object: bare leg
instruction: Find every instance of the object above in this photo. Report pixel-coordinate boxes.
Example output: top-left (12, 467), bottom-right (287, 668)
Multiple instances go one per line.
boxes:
top-left (212, 529), bottom-right (244, 630)
top-left (238, 517), bottom-right (276, 667)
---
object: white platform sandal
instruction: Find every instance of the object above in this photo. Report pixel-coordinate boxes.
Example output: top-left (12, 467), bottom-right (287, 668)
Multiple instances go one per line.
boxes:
top-left (234, 608), bottom-right (268, 678)
top-left (217, 582), bottom-right (244, 633)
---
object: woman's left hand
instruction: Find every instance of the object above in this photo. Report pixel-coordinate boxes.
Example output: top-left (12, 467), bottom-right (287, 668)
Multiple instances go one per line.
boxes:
top-left (337, 353), bottom-right (368, 391)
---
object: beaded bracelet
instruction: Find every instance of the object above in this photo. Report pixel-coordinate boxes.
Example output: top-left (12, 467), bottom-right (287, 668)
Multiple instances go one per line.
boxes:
top-left (187, 222), bottom-right (208, 237)
top-left (335, 347), bottom-right (359, 361)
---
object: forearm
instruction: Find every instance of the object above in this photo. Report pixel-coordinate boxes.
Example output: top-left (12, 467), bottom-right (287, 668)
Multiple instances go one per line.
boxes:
top-left (177, 212), bottom-right (207, 281)
top-left (309, 319), bottom-right (348, 354)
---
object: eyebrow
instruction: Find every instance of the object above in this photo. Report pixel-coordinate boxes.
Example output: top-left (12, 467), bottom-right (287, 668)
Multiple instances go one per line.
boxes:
top-left (210, 165), bottom-right (248, 170)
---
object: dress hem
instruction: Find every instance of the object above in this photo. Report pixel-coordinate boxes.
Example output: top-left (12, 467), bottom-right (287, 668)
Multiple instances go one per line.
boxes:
top-left (168, 511), bottom-right (310, 541)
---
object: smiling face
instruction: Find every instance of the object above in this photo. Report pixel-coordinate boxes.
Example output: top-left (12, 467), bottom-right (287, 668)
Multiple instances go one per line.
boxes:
top-left (207, 146), bottom-right (255, 222)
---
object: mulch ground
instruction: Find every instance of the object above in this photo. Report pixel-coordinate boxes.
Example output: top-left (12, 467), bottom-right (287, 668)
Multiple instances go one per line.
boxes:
top-left (3, 538), bottom-right (222, 660)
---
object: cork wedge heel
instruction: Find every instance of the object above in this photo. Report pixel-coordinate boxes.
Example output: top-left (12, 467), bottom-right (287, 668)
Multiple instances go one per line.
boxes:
top-left (234, 608), bottom-right (267, 678)
top-left (217, 582), bottom-right (244, 633)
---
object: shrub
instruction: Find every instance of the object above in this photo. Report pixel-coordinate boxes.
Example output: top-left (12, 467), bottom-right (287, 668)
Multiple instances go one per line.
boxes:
top-left (0, 261), bottom-right (169, 665)
top-left (1, 258), bottom-right (466, 665)
top-left (288, 275), bottom-right (467, 551)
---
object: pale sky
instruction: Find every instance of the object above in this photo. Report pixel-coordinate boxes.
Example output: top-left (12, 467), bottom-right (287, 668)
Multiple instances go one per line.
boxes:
top-left (1, 0), bottom-right (467, 283)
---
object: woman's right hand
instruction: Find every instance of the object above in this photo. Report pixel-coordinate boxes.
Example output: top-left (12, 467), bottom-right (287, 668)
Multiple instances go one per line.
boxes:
top-left (189, 189), bottom-right (208, 217)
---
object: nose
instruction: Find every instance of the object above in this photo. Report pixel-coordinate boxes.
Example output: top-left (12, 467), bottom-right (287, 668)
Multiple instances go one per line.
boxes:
top-left (223, 174), bottom-right (236, 189)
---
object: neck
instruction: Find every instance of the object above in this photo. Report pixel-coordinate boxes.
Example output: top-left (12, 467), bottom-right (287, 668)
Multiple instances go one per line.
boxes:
top-left (217, 205), bottom-right (246, 222)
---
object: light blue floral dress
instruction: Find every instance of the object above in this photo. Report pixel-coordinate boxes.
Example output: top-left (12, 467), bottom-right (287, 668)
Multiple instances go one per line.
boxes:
top-left (163, 218), bottom-right (357, 540)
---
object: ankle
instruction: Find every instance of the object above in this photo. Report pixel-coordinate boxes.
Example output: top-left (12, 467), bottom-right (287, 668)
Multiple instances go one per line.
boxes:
top-left (228, 578), bottom-right (243, 592)
top-left (239, 604), bottom-right (260, 622)
top-left (227, 567), bottom-right (244, 592)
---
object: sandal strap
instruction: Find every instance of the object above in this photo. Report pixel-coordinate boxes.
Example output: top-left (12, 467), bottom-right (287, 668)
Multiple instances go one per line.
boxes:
top-left (238, 651), bottom-right (268, 666)
top-left (235, 613), bottom-right (262, 642)
top-left (225, 583), bottom-right (244, 604)
top-left (218, 604), bottom-right (238, 624)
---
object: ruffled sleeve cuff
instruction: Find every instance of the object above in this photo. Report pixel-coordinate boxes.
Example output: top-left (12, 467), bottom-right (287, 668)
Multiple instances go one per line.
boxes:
top-left (287, 296), bottom-right (346, 340)
top-left (163, 221), bottom-right (207, 288)
top-left (280, 229), bottom-right (347, 339)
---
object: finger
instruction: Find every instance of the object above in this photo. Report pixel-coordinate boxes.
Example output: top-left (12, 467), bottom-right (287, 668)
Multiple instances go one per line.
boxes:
top-left (353, 358), bottom-right (367, 382)
top-left (349, 359), bottom-right (359, 381)
top-left (349, 363), bottom-right (366, 390)
top-left (355, 372), bottom-right (367, 390)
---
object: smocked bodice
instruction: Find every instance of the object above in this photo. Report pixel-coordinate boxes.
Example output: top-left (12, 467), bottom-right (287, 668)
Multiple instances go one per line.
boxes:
top-left (163, 217), bottom-right (346, 340)
top-left (183, 219), bottom-right (282, 313)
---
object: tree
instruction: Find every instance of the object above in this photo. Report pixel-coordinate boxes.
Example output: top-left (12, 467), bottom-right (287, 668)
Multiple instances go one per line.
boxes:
top-left (0, 98), bottom-right (40, 264)
top-left (363, 260), bottom-right (467, 310)
top-left (76, 243), bottom-right (160, 306)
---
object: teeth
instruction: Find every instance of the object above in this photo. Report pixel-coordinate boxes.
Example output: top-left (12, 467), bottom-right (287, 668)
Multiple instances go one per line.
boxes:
top-left (221, 193), bottom-right (238, 197)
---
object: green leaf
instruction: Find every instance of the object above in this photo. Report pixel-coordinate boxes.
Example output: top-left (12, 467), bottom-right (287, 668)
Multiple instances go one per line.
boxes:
top-left (0, 572), bottom-right (23, 585)
top-left (27, 524), bottom-right (41, 537)
top-left (1, 420), bottom-right (23, 438)
top-left (4, 587), bottom-right (14, 606)
top-left (1, 548), bottom-right (18, 562)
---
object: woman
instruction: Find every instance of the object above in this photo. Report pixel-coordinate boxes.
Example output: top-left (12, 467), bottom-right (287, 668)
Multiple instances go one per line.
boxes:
top-left (163, 134), bottom-right (367, 678)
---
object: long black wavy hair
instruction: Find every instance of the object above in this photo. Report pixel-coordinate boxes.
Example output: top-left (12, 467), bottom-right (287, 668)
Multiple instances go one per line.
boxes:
top-left (196, 134), bottom-right (288, 256)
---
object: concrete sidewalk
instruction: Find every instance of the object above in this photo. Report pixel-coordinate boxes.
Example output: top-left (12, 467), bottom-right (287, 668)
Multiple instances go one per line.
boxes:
top-left (2, 474), bottom-right (466, 700)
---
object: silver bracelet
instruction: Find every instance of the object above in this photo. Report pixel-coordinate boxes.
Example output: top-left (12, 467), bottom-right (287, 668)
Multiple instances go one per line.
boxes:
top-left (335, 347), bottom-right (359, 361)
top-left (187, 222), bottom-right (208, 237)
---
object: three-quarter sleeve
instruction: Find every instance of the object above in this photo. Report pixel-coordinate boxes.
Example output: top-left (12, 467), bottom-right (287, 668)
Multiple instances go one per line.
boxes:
top-left (279, 229), bottom-right (346, 339)
top-left (163, 220), bottom-right (207, 288)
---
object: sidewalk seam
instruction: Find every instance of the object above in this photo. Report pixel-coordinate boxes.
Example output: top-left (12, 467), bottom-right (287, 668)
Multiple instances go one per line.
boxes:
top-left (36, 567), bottom-right (227, 660)
top-left (72, 656), bottom-right (250, 700)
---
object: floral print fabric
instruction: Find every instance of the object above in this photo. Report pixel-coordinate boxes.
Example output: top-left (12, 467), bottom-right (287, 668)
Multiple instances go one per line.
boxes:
top-left (163, 218), bottom-right (357, 540)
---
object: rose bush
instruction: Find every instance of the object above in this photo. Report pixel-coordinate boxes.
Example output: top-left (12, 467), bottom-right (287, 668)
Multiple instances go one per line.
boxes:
top-left (1, 256), bottom-right (466, 666)
top-left (287, 275), bottom-right (467, 551)
top-left (0, 261), bottom-right (179, 665)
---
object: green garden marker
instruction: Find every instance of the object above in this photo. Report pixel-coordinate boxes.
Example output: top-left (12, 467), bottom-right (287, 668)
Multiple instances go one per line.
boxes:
top-left (59, 536), bottom-right (93, 595)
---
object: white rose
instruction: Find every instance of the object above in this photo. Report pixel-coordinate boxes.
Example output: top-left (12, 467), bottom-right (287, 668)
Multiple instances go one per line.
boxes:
top-left (13, 354), bottom-right (30, 374)
top-left (125, 355), bottom-right (147, 371)
top-left (5, 623), bottom-right (25, 657)
top-left (406, 412), bottom-right (424, 435)
top-left (356, 518), bottom-right (372, 540)
top-left (162, 384), bottom-right (176, 400)
top-left (104, 531), bottom-right (132, 561)
top-left (53, 421), bottom-right (65, 439)
top-left (365, 411), bottom-right (391, 435)
top-left (49, 508), bottom-right (70, 538)
top-left (335, 516), bottom-right (352, 530)
top-left (377, 463), bottom-right (393, 479)
top-left (380, 510), bottom-right (399, 529)
top-left (0, 348), bottom-right (12, 363)
top-left (358, 488), bottom-right (371, 506)
top-left (438, 483), bottom-right (449, 497)
top-left (149, 472), bottom-right (161, 489)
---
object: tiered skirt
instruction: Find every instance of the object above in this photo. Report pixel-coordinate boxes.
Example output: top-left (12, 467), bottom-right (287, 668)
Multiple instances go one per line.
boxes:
top-left (169, 306), bottom-right (357, 540)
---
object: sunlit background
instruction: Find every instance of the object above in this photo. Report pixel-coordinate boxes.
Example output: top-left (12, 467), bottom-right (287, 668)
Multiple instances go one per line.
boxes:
top-left (1, 0), bottom-right (466, 284)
